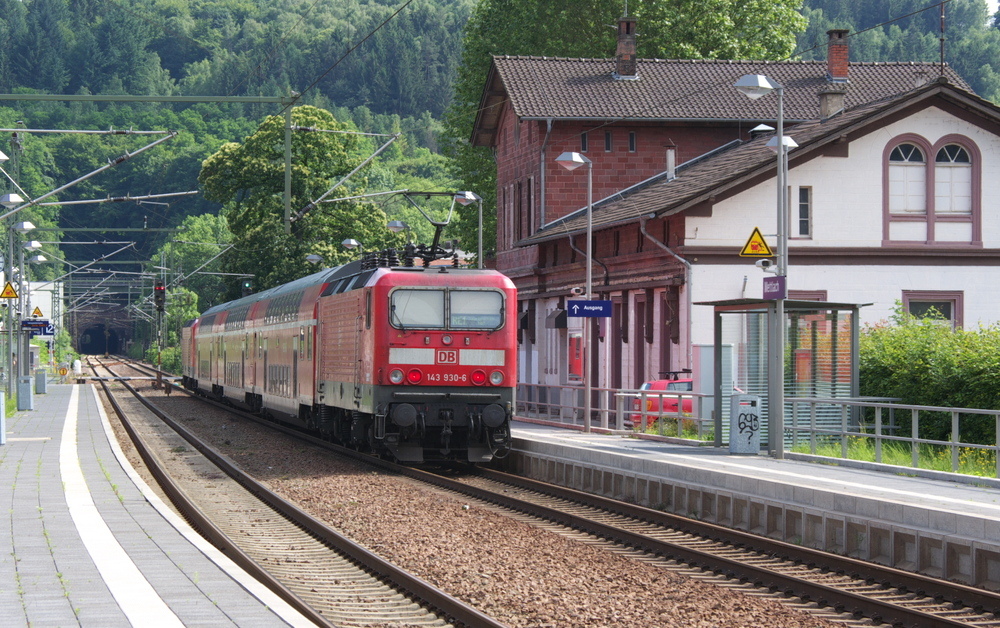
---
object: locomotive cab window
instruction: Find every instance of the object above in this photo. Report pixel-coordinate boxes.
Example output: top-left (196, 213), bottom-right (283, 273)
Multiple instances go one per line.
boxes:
top-left (390, 288), bottom-right (504, 330)
top-left (391, 289), bottom-right (445, 328)
top-left (450, 290), bottom-right (503, 329)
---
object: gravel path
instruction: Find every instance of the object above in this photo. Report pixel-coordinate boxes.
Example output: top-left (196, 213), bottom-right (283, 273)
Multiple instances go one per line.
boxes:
top-left (122, 387), bottom-right (848, 627)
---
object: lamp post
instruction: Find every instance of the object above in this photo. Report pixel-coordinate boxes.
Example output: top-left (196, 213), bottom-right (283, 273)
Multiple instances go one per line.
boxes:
top-left (554, 151), bottom-right (593, 432)
top-left (735, 74), bottom-right (797, 458)
top-left (0, 192), bottom-right (20, 398)
top-left (13, 220), bottom-right (34, 410)
top-left (453, 191), bottom-right (483, 269)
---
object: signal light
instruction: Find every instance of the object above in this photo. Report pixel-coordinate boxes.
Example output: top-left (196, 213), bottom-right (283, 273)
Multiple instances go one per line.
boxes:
top-left (241, 278), bottom-right (253, 297)
top-left (153, 279), bottom-right (165, 312)
top-left (406, 368), bottom-right (422, 384)
top-left (471, 370), bottom-right (487, 386)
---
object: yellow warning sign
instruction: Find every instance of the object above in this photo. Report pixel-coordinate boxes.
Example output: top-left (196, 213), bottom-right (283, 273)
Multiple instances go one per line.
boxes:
top-left (0, 282), bottom-right (18, 299)
top-left (31, 307), bottom-right (43, 318)
top-left (739, 227), bottom-right (774, 257)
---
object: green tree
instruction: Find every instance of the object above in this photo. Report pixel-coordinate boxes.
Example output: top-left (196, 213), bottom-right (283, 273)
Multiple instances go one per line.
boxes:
top-left (199, 105), bottom-right (395, 297)
top-left (155, 213), bottom-right (232, 311)
top-left (443, 0), bottom-right (806, 265)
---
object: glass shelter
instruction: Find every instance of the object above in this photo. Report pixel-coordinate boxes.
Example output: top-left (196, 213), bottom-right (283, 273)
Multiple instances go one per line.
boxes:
top-left (696, 299), bottom-right (868, 456)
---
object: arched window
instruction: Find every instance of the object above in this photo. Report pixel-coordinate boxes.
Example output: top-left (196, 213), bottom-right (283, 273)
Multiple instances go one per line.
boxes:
top-left (883, 135), bottom-right (980, 246)
top-left (934, 144), bottom-right (971, 215)
top-left (888, 143), bottom-right (925, 214)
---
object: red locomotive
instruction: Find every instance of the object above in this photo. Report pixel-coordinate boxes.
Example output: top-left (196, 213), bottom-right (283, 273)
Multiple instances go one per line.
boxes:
top-left (181, 246), bottom-right (516, 463)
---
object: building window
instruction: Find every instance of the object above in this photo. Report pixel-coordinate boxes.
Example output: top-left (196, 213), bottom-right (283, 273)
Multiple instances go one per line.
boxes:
top-left (605, 131), bottom-right (612, 152)
top-left (934, 144), bottom-right (971, 214)
top-left (883, 135), bottom-right (981, 246)
top-left (888, 142), bottom-right (926, 214)
top-left (902, 290), bottom-right (963, 329)
top-left (581, 132), bottom-right (588, 152)
top-left (628, 131), bottom-right (636, 152)
top-left (795, 186), bottom-right (811, 238)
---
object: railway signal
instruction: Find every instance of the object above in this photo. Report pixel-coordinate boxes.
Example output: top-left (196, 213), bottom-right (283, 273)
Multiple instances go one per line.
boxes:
top-left (241, 279), bottom-right (253, 297)
top-left (153, 279), bottom-right (166, 311)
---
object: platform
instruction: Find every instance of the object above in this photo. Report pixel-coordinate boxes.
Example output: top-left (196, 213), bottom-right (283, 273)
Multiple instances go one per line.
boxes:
top-left (506, 420), bottom-right (1000, 591)
top-left (0, 383), bottom-right (314, 627)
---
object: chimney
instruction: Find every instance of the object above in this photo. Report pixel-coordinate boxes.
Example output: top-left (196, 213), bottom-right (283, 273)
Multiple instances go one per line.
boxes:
top-left (827, 29), bottom-right (850, 82)
top-left (819, 88), bottom-right (846, 119)
top-left (665, 144), bottom-right (676, 180)
top-left (614, 15), bottom-right (638, 80)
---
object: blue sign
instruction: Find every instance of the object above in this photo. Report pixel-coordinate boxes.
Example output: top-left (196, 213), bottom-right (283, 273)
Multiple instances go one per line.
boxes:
top-left (21, 319), bottom-right (55, 337)
top-left (568, 300), bottom-right (613, 318)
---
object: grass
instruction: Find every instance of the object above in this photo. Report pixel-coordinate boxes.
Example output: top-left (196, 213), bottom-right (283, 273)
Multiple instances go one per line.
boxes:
top-left (790, 436), bottom-right (998, 477)
top-left (641, 416), bottom-right (714, 441)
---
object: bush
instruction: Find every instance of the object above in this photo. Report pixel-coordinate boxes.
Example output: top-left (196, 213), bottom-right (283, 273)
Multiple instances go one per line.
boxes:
top-left (860, 305), bottom-right (1000, 443)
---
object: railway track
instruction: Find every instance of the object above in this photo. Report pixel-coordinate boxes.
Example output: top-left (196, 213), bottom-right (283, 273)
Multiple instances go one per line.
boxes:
top-left (87, 356), bottom-right (506, 628)
top-left (106, 357), bottom-right (1000, 627)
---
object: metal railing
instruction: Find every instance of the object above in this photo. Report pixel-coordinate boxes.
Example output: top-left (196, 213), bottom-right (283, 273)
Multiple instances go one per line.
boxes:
top-left (788, 397), bottom-right (1000, 478)
top-left (516, 382), bottom-right (711, 438)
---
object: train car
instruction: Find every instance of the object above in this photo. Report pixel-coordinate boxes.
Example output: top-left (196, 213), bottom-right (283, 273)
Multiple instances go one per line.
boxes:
top-left (181, 248), bottom-right (516, 463)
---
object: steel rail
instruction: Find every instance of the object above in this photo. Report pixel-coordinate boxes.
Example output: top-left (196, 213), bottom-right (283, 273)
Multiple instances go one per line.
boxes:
top-left (101, 357), bottom-right (508, 628)
top-left (87, 361), bottom-right (334, 628)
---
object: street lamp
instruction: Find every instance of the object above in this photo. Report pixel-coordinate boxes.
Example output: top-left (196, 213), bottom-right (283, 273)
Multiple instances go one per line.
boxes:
top-left (305, 254), bottom-right (323, 266)
top-left (388, 219), bottom-right (411, 242)
top-left (554, 151), bottom-right (594, 432)
top-left (735, 73), bottom-right (797, 458)
top-left (453, 191), bottom-right (483, 269)
top-left (341, 238), bottom-right (363, 258)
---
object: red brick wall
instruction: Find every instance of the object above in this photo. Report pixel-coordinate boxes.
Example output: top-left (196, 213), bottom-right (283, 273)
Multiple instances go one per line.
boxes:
top-left (492, 98), bottom-right (742, 280)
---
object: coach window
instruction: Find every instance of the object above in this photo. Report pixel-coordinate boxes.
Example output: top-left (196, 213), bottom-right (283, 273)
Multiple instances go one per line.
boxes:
top-left (299, 327), bottom-right (305, 359)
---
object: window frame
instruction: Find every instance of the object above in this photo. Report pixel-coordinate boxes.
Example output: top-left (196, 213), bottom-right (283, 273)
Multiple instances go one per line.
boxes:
top-left (388, 287), bottom-right (506, 331)
top-left (902, 290), bottom-right (963, 329)
top-left (791, 186), bottom-right (812, 239)
top-left (883, 134), bottom-right (982, 247)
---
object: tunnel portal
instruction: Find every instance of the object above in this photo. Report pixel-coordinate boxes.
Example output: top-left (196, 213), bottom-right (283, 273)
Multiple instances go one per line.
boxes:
top-left (78, 325), bottom-right (122, 355)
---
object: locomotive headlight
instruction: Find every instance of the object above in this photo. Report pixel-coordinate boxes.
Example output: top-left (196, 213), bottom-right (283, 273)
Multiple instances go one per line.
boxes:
top-left (490, 370), bottom-right (504, 385)
top-left (471, 369), bottom-right (487, 385)
top-left (406, 368), bottom-right (423, 384)
top-left (442, 334), bottom-right (453, 345)
top-left (389, 369), bottom-right (404, 384)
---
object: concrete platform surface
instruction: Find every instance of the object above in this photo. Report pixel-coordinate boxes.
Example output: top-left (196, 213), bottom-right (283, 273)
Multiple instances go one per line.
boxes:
top-left (0, 383), bottom-right (315, 627)
top-left (508, 421), bottom-right (1000, 590)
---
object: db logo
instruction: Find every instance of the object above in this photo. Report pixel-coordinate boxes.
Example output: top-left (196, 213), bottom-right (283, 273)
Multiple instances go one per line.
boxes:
top-left (436, 349), bottom-right (458, 364)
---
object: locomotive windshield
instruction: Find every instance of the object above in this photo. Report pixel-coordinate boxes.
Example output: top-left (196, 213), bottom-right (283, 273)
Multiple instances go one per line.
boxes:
top-left (391, 288), bottom-right (504, 330)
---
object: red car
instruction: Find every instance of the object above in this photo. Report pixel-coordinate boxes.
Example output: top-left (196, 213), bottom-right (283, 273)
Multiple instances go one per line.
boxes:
top-left (630, 377), bottom-right (694, 428)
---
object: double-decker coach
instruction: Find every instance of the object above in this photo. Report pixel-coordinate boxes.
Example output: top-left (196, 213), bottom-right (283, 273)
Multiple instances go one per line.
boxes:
top-left (182, 248), bottom-right (516, 463)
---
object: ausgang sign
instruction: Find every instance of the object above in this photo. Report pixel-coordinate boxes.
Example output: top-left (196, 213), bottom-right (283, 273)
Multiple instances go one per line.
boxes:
top-left (568, 300), bottom-right (613, 318)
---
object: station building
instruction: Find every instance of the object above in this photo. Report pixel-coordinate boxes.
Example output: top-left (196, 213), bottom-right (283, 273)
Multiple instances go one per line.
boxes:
top-left (471, 20), bottom-right (1000, 399)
